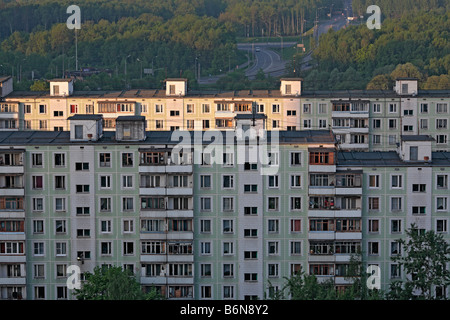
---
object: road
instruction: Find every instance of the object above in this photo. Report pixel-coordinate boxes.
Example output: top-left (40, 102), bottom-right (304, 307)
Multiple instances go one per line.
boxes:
top-left (198, 0), bottom-right (352, 84)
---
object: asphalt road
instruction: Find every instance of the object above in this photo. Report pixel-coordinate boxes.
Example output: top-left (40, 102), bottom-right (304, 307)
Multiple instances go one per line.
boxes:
top-left (198, 0), bottom-right (352, 84)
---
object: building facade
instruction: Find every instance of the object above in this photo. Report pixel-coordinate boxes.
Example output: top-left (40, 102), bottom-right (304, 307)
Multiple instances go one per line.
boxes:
top-left (0, 114), bottom-right (449, 299)
top-left (1, 77), bottom-right (449, 152)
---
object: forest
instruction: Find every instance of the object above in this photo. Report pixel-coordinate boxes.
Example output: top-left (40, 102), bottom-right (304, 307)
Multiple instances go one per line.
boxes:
top-left (0, 0), bottom-right (338, 91)
top-left (0, 0), bottom-right (449, 91)
top-left (289, 8), bottom-right (450, 90)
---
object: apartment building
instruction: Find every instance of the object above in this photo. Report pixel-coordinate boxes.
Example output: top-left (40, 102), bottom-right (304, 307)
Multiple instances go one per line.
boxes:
top-left (0, 113), bottom-right (449, 299)
top-left (1, 77), bottom-right (449, 152)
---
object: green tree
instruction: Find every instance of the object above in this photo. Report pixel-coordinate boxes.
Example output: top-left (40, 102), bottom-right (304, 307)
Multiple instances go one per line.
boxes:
top-left (366, 74), bottom-right (392, 90)
top-left (30, 80), bottom-right (49, 91)
top-left (389, 224), bottom-right (450, 300)
top-left (74, 266), bottom-right (163, 300)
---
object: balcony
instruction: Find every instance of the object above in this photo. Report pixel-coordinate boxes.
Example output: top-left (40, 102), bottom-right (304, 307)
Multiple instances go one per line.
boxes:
top-left (335, 187), bottom-right (362, 196)
top-left (308, 255), bottom-right (335, 263)
top-left (335, 232), bottom-right (362, 240)
top-left (308, 231), bottom-right (335, 240)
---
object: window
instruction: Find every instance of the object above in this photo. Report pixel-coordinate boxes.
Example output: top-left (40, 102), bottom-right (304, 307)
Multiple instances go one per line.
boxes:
top-left (287, 110), bottom-right (296, 116)
top-left (420, 119), bottom-right (428, 129)
top-left (244, 251), bottom-right (257, 259)
top-left (268, 219), bottom-right (279, 233)
top-left (33, 220), bottom-right (44, 234)
top-left (268, 197), bottom-right (279, 211)
top-left (436, 119), bottom-right (448, 129)
top-left (437, 220), bottom-right (447, 233)
top-left (368, 219), bottom-right (379, 233)
top-left (436, 134), bottom-right (448, 144)
top-left (55, 198), bottom-right (66, 211)
top-left (100, 198), bottom-right (111, 212)
top-left (201, 264), bottom-right (212, 277)
top-left (223, 220), bottom-right (233, 233)
top-left (101, 242), bottom-right (112, 255)
top-left (244, 229), bottom-right (258, 237)
top-left (202, 104), bottom-right (210, 113)
top-left (272, 104), bottom-right (280, 113)
top-left (122, 197), bottom-right (134, 211)
top-left (32, 153), bottom-right (43, 167)
top-left (373, 119), bottom-right (381, 129)
top-left (155, 120), bottom-right (164, 129)
top-left (99, 153), bottom-right (111, 167)
top-left (77, 229), bottom-right (90, 238)
top-left (303, 104), bottom-right (311, 113)
top-left (34, 242), bottom-right (44, 256)
top-left (186, 104), bottom-right (194, 113)
top-left (199, 242), bottom-right (211, 255)
top-left (412, 206), bottom-right (426, 215)
top-left (244, 162), bottom-right (257, 170)
top-left (200, 220), bottom-right (211, 233)
top-left (290, 219), bottom-right (302, 233)
top-left (437, 175), bottom-right (448, 189)
top-left (291, 175), bottom-right (302, 188)
top-left (437, 103), bottom-right (448, 113)
top-left (223, 264), bottom-right (234, 278)
top-left (33, 198), bottom-right (43, 211)
top-left (412, 184), bottom-right (426, 192)
top-left (272, 120), bottom-right (280, 128)
top-left (290, 152), bottom-right (302, 166)
top-left (391, 241), bottom-right (401, 256)
top-left (222, 175), bottom-right (234, 189)
top-left (373, 103), bottom-right (381, 113)
top-left (122, 153), bottom-right (133, 167)
top-left (222, 152), bottom-right (234, 167)
top-left (244, 184), bottom-right (257, 193)
top-left (123, 242), bottom-right (134, 255)
top-left (369, 242), bottom-right (379, 255)
top-left (54, 153), bottom-right (65, 167)
top-left (123, 220), bottom-right (134, 233)
top-left (391, 197), bottom-right (402, 211)
top-left (391, 175), bottom-right (402, 188)
top-left (403, 125), bottom-right (413, 132)
top-left (389, 103), bottom-right (397, 113)
top-left (420, 103), bottom-right (429, 113)
top-left (200, 197), bottom-right (211, 211)
top-left (32, 176), bottom-right (43, 189)
top-left (200, 175), bottom-right (211, 189)
top-left (39, 104), bottom-right (47, 114)
top-left (268, 175), bottom-right (279, 188)
top-left (290, 197), bottom-right (301, 211)
top-left (222, 197), bottom-right (234, 212)
top-left (75, 162), bottom-right (89, 171)
top-left (155, 104), bottom-right (163, 113)
top-left (309, 152), bottom-right (333, 165)
top-left (244, 207), bottom-right (257, 215)
top-left (391, 220), bottom-right (402, 233)
top-left (122, 175), bottom-right (133, 188)
top-left (319, 103), bottom-right (327, 114)
top-left (76, 207), bottom-right (90, 215)
top-left (56, 243), bottom-right (67, 256)
top-left (437, 197), bottom-right (448, 211)
top-left (170, 110), bottom-right (180, 117)
top-left (369, 175), bottom-right (380, 188)
top-left (388, 119), bottom-right (397, 129)
top-left (303, 119), bottom-right (311, 128)
top-left (290, 241), bottom-right (302, 255)
top-left (319, 119), bottom-right (327, 128)
top-left (100, 175), bottom-right (111, 189)
top-left (268, 241), bottom-right (279, 255)
top-left (76, 185), bottom-right (89, 193)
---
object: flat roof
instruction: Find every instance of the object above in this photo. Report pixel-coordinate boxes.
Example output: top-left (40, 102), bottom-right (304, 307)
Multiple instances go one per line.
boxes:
top-left (0, 130), bottom-right (336, 146)
top-left (116, 116), bottom-right (146, 121)
top-left (67, 114), bottom-right (103, 121)
top-left (401, 135), bottom-right (435, 142)
top-left (338, 151), bottom-right (450, 167)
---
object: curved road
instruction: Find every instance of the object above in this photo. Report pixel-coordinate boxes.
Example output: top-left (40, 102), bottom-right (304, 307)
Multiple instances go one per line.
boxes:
top-left (198, 0), bottom-right (352, 84)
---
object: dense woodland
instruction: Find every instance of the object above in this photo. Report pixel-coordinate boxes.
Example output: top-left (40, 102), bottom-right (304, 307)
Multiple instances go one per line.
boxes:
top-left (290, 9), bottom-right (450, 90)
top-left (0, 0), bottom-right (449, 91)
